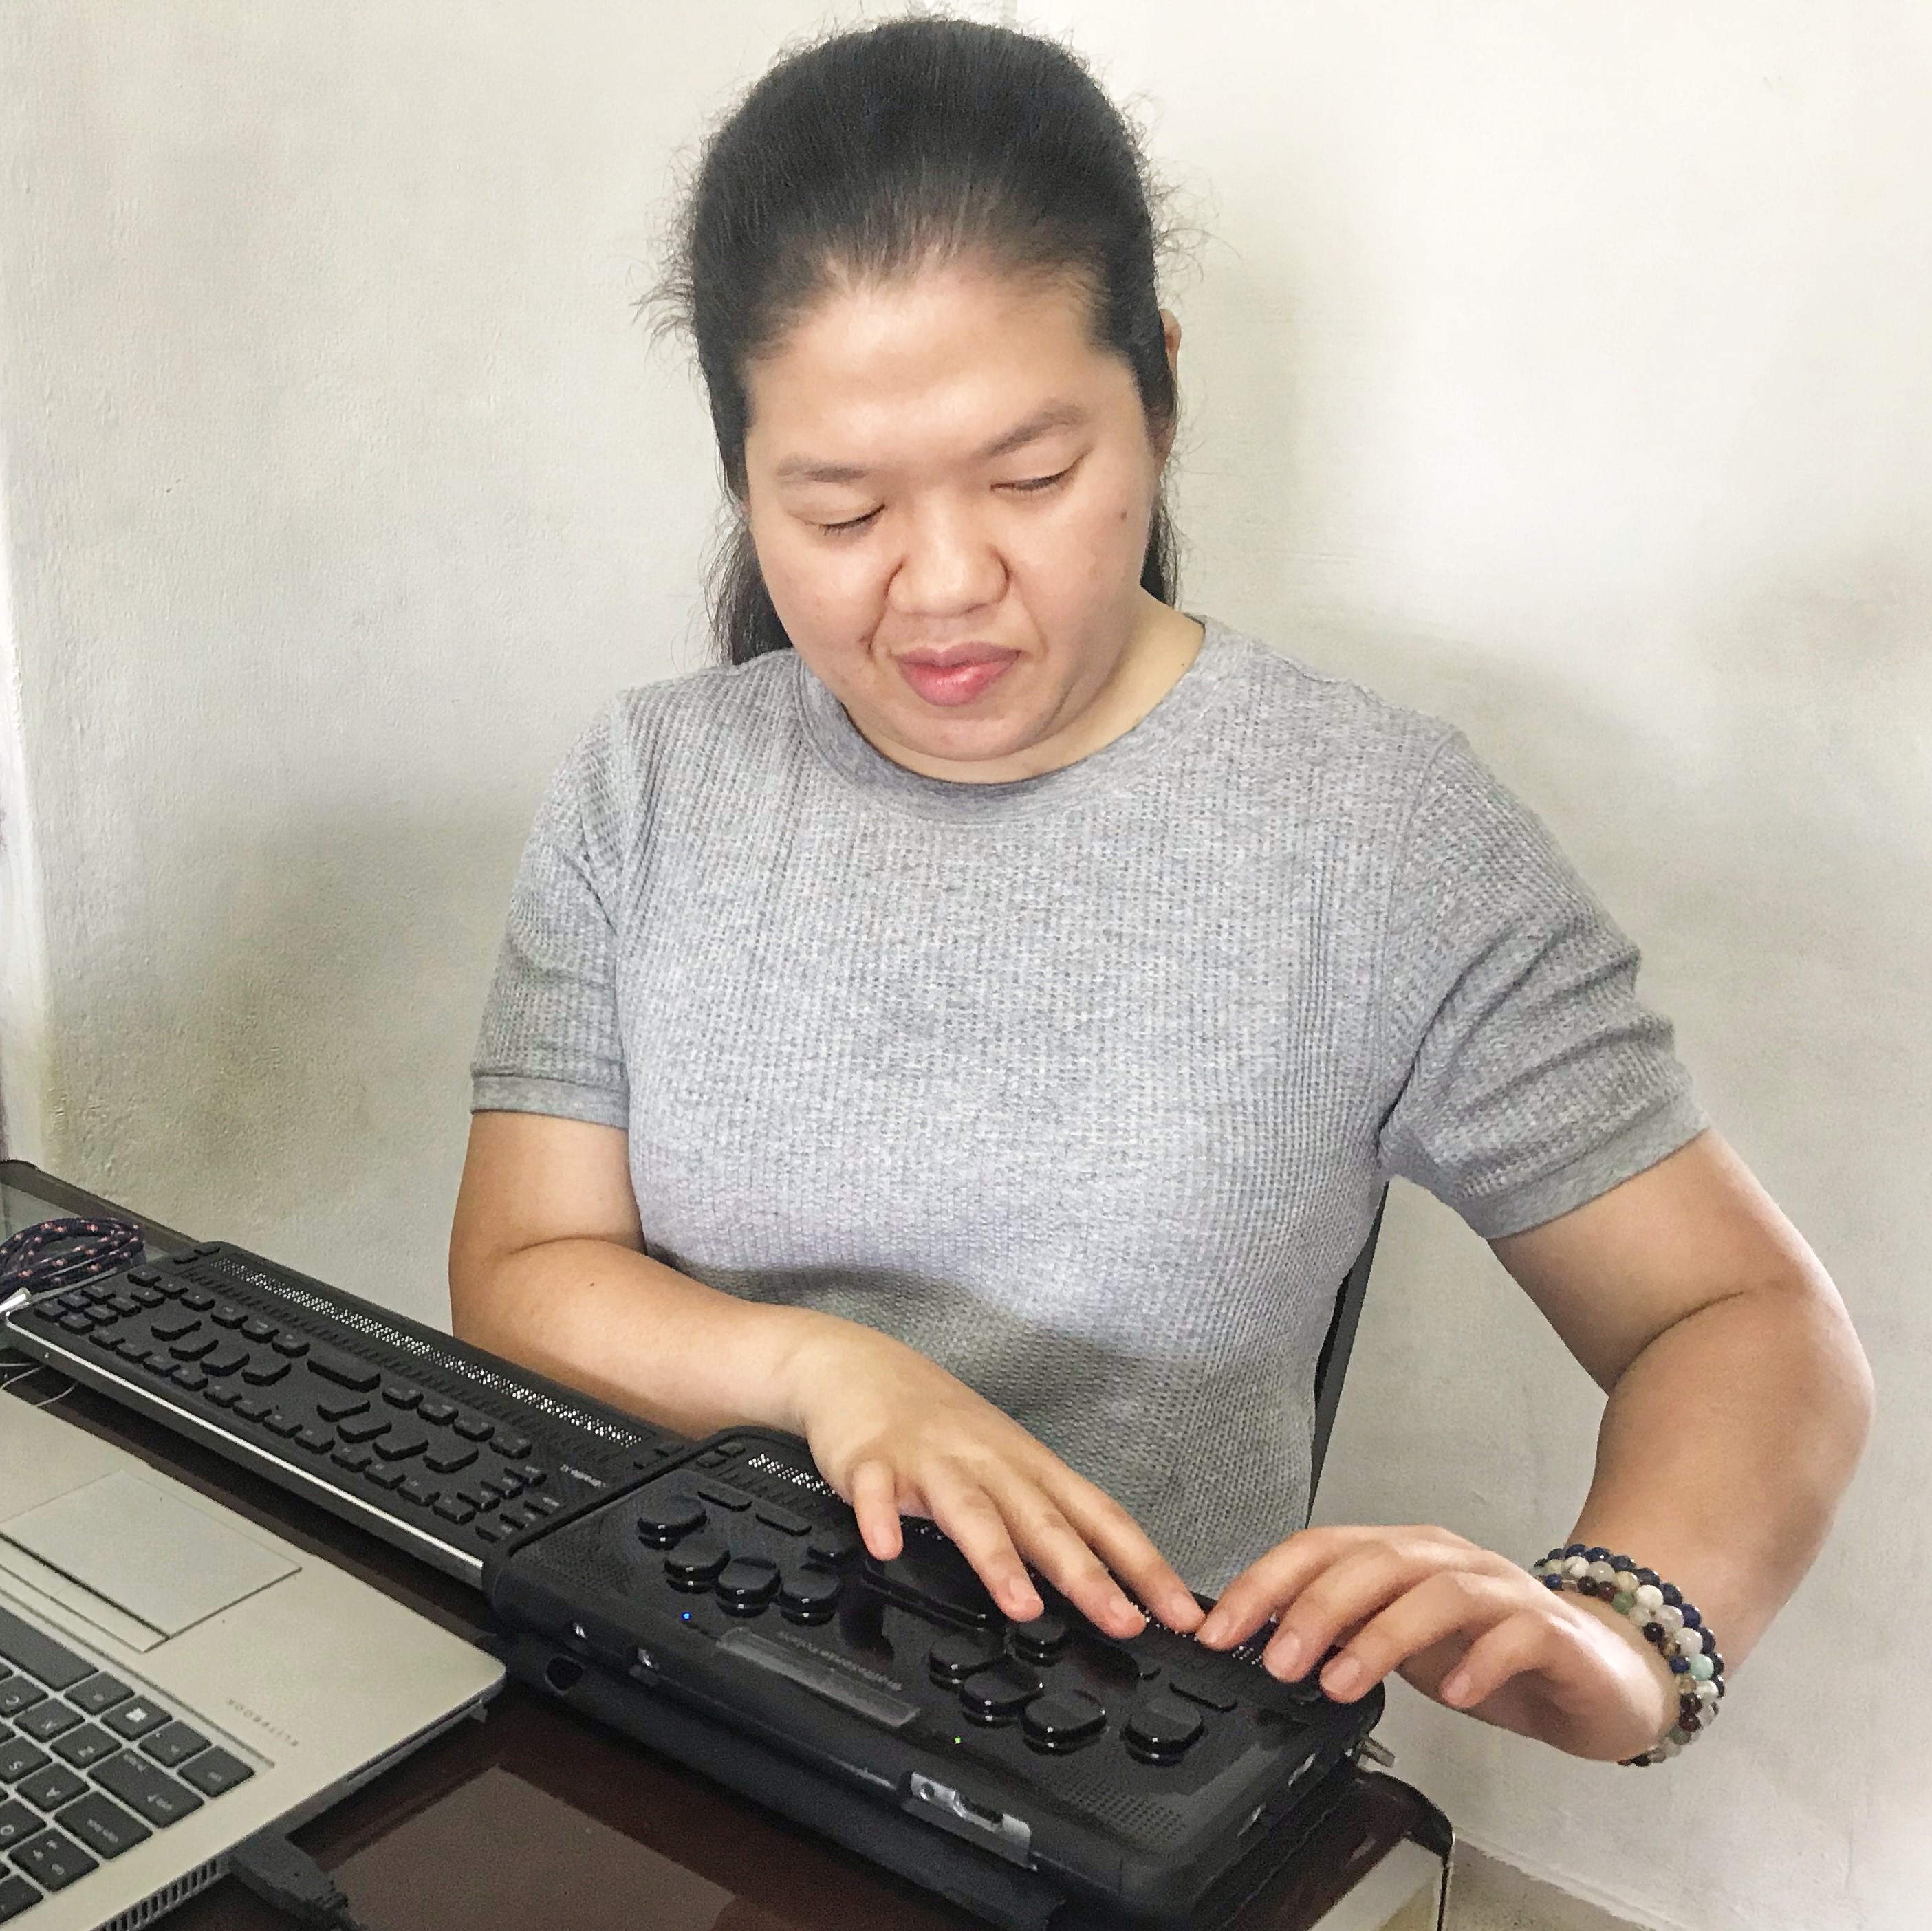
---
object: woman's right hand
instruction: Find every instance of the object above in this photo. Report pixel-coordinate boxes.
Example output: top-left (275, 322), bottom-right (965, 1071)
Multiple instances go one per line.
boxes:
top-left (776, 1312), bottom-right (1203, 1642)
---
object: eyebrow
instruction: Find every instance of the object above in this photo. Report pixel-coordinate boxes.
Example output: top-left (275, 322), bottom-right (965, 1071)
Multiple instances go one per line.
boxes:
top-left (771, 401), bottom-right (1091, 486)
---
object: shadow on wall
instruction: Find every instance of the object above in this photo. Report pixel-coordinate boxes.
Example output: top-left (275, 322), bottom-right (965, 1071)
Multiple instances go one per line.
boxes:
top-left (43, 805), bottom-right (536, 1327)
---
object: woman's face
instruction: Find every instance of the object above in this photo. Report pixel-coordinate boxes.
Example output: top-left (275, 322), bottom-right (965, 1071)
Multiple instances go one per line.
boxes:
top-left (740, 259), bottom-right (1195, 783)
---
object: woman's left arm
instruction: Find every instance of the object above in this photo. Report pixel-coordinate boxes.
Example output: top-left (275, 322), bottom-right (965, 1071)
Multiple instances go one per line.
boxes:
top-left (1195, 1129), bottom-right (1874, 1760)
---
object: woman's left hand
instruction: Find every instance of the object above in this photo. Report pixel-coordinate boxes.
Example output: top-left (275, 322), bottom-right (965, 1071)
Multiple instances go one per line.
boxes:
top-left (1192, 1524), bottom-right (1678, 1762)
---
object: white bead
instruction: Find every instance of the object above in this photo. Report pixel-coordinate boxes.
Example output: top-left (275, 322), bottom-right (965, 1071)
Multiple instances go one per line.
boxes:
top-left (1695, 1680), bottom-right (1719, 1703)
top-left (1633, 1584), bottom-right (1664, 1611)
top-left (1613, 1571), bottom-right (1639, 1594)
top-left (1587, 1560), bottom-right (1616, 1585)
top-left (1660, 1737), bottom-right (1682, 1758)
top-left (1626, 1600), bottom-right (1652, 1627)
top-left (1656, 1604), bottom-right (1685, 1633)
top-left (1674, 1628), bottom-right (1705, 1657)
top-left (1564, 1556), bottom-right (1591, 1580)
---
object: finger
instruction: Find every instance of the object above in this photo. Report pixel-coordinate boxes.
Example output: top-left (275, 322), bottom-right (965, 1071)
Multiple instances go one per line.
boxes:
top-left (921, 1470), bottom-right (1045, 1622)
top-left (1250, 1539), bottom-right (1449, 1679)
top-left (1318, 1569), bottom-right (1521, 1702)
top-left (999, 1491), bottom-right (1147, 1638)
top-left (1195, 1527), bottom-right (1396, 1650)
top-left (1437, 1611), bottom-right (1554, 1711)
top-left (847, 1458), bottom-right (904, 1562)
top-left (1045, 1479), bottom-right (1202, 1634)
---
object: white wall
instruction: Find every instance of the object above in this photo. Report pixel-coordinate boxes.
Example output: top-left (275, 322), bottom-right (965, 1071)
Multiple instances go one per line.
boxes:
top-left (1, 5), bottom-right (1926, 1928)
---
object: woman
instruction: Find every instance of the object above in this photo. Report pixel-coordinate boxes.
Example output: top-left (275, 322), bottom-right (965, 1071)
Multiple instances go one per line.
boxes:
top-left (450, 17), bottom-right (1871, 1769)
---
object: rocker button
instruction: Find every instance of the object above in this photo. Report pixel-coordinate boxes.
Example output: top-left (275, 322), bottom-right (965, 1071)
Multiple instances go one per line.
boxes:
top-left (928, 1631), bottom-right (1006, 1687)
top-left (1010, 1613), bottom-right (1070, 1664)
top-left (664, 1537), bottom-right (730, 1590)
top-left (1123, 1692), bottom-right (1205, 1760)
top-left (715, 1558), bottom-right (781, 1614)
top-left (777, 1569), bottom-right (843, 1622)
top-left (635, 1492), bottom-right (707, 1547)
top-left (1022, 1690), bottom-right (1108, 1752)
top-left (959, 1661), bottom-right (1043, 1725)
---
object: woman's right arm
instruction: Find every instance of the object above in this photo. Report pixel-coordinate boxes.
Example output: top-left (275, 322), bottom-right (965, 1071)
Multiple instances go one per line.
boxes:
top-left (448, 1109), bottom-right (1200, 1639)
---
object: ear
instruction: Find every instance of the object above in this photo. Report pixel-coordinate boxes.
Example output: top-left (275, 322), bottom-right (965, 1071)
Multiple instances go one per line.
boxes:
top-left (1156, 308), bottom-right (1182, 461)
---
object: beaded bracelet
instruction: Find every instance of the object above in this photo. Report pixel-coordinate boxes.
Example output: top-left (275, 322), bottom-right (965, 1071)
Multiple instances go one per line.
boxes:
top-left (1530, 1545), bottom-right (1725, 1765)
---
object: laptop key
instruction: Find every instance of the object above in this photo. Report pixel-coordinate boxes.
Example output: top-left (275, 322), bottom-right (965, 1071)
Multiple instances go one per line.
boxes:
top-left (10, 1826), bottom-right (97, 1890)
top-left (0, 1874), bottom-right (39, 1922)
top-left (55, 1790), bottom-right (151, 1860)
top-left (102, 1698), bottom-right (169, 1742)
top-left (0, 1685), bottom-right (43, 1720)
top-left (177, 1748), bottom-right (252, 1798)
top-left (0, 1608), bottom-right (94, 1691)
top-left (17, 1763), bottom-right (87, 1811)
top-left (0, 1738), bottom-right (50, 1782)
top-left (13, 1702), bottom-right (80, 1743)
top-left (50, 1727), bottom-right (118, 1771)
top-left (67, 1678), bottom-right (133, 1718)
top-left (90, 1753), bottom-right (202, 1827)
top-left (139, 1723), bottom-right (210, 1770)
top-left (0, 1805), bottom-right (36, 1851)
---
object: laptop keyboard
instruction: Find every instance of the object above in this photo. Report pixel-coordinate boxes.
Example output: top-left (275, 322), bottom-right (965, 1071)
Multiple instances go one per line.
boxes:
top-left (0, 1604), bottom-right (257, 1921)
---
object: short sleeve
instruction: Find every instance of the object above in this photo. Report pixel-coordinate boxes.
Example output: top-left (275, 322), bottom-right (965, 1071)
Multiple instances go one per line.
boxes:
top-left (470, 727), bottom-right (631, 1129)
top-left (1374, 730), bottom-right (1706, 1237)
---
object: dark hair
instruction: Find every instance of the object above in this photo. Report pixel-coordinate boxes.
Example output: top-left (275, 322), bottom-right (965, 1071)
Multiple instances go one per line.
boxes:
top-left (651, 15), bottom-right (1183, 666)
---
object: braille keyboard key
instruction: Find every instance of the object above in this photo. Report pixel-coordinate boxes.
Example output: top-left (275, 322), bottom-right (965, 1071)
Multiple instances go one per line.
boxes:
top-left (777, 1569), bottom-right (842, 1622)
top-left (636, 1492), bottom-right (707, 1546)
top-left (139, 1723), bottom-right (210, 1770)
top-left (474, 1521), bottom-right (506, 1544)
top-left (1011, 1613), bottom-right (1070, 1664)
top-left (271, 1334), bottom-right (310, 1357)
top-left (294, 1428), bottom-right (334, 1456)
top-left (202, 1346), bottom-right (247, 1377)
top-left (415, 1397), bottom-right (457, 1427)
top-left (316, 1396), bottom-right (369, 1423)
top-left (397, 1480), bottom-right (439, 1509)
top-left (0, 1804), bottom-right (37, 1851)
top-left (91, 1752), bottom-right (202, 1827)
top-left (0, 1736), bottom-right (50, 1780)
top-left (205, 1382), bottom-right (243, 1408)
top-left (516, 1465), bottom-right (547, 1487)
top-left (452, 1413), bottom-right (495, 1442)
top-left (169, 1335), bottom-right (217, 1361)
top-left (67, 1677), bottom-right (133, 1718)
top-left (0, 1617), bottom-right (86, 1694)
top-left (142, 1353), bottom-right (177, 1379)
top-left (431, 1496), bottom-right (475, 1525)
top-left (959, 1661), bottom-right (1044, 1725)
top-left (664, 1537), bottom-right (730, 1589)
top-left (489, 1472), bottom-right (525, 1499)
top-left (754, 1503), bottom-right (809, 1538)
top-left (179, 1289), bottom-right (215, 1313)
top-left (693, 1447), bottom-right (732, 1469)
top-left (171, 1366), bottom-right (210, 1393)
top-left (454, 1489), bottom-right (490, 1512)
top-left (525, 1492), bottom-right (558, 1516)
top-left (10, 1827), bottom-right (96, 1891)
top-left (50, 1726), bottom-right (118, 1770)
top-left (867, 1538), bottom-right (999, 1626)
top-left (807, 1520), bottom-right (863, 1565)
top-left (715, 1558), bottom-right (781, 1614)
top-left (0, 1875), bottom-right (39, 1923)
top-left (331, 1445), bottom-right (376, 1473)
top-left (149, 1315), bottom-right (199, 1344)
top-left (261, 1410), bottom-right (303, 1439)
top-left (0, 1683), bottom-right (44, 1719)
top-left (423, 1443), bottom-right (477, 1475)
top-left (1123, 1692), bottom-right (1206, 1760)
top-left (102, 1697), bottom-right (169, 1742)
top-left (1169, 1670), bottom-right (1238, 1714)
top-left (17, 1762), bottom-right (86, 1810)
top-left (131, 1286), bottom-right (164, 1308)
top-left (232, 1397), bottom-right (270, 1423)
top-left (210, 1304), bottom-right (248, 1329)
top-left (337, 1415), bottom-right (393, 1445)
top-left (240, 1357), bottom-right (290, 1387)
top-left (87, 1328), bottom-right (120, 1349)
top-left (58, 1311), bottom-right (91, 1334)
top-left (177, 1748), bottom-right (252, 1798)
top-left (363, 1465), bottom-right (405, 1492)
top-left (112, 1338), bottom-right (150, 1365)
top-left (54, 1790), bottom-right (150, 1860)
top-left (372, 1430), bottom-right (426, 1462)
top-left (240, 1319), bottom-right (276, 1344)
top-left (125, 1269), bottom-right (159, 1288)
top-left (1022, 1690), bottom-right (1109, 1752)
top-left (495, 1508), bottom-right (533, 1533)
top-left (14, 1701), bottom-right (80, 1743)
top-left (929, 1632), bottom-right (1006, 1687)
top-left (381, 1383), bottom-right (421, 1410)
top-left (492, 1430), bottom-right (532, 1461)
top-left (696, 1481), bottom-right (752, 1514)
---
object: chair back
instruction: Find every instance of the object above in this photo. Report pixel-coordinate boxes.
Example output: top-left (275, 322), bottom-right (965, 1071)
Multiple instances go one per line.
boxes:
top-left (1307, 1189), bottom-right (1388, 1509)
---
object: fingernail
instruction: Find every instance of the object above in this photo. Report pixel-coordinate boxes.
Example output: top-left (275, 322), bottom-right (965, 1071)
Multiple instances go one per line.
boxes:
top-left (1270, 1634), bottom-right (1305, 1678)
top-left (1442, 1672), bottom-right (1470, 1706)
top-left (1323, 1657), bottom-right (1363, 1698)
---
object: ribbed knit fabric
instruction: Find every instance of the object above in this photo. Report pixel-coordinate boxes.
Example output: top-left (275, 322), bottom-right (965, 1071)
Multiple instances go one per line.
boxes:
top-left (473, 615), bottom-right (1705, 1590)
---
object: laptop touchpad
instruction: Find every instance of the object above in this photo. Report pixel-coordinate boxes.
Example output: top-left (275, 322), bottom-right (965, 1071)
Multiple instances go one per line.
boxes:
top-left (0, 1471), bottom-right (299, 1635)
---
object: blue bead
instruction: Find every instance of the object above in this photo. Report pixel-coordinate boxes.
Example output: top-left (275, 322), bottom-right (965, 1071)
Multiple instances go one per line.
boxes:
top-left (1661, 1584), bottom-right (1682, 1607)
top-left (1669, 1656), bottom-right (1691, 1673)
top-left (1609, 1555), bottom-right (1635, 1572)
top-left (1543, 1574), bottom-right (1563, 1589)
top-left (1681, 1606), bottom-right (1702, 1629)
top-left (1585, 1547), bottom-right (1610, 1563)
top-left (1564, 1543), bottom-right (1587, 1559)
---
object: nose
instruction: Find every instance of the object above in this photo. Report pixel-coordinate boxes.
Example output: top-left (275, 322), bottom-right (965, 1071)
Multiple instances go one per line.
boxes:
top-left (885, 496), bottom-right (1006, 620)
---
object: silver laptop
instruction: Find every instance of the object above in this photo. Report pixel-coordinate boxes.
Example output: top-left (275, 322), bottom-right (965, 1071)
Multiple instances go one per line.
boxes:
top-left (0, 1372), bottom-right (504, 1928)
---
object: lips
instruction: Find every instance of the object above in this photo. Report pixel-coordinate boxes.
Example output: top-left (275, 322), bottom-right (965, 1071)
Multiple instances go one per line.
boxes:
top-left (895, 644), bottom-right (1019, 708)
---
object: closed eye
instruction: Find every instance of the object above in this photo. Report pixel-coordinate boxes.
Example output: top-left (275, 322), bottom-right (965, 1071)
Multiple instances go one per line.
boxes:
top-left (814, 464), bottom-right (1076, 537)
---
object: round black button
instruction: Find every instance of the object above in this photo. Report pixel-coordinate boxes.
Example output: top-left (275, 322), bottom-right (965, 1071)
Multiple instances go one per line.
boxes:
top-left (959, 1660), bottom-right (1044, 1725)
top-left (636, 1491), bottom-right (708, 1547)
top-left (929, 1632), bottom-right (1006, 1687)
top-left (807, 1519), bottom-right (863, 1565)
top-left (1123, 1692), bottom-right (1204, 1761)
top-left (778, 1569), bottom-right (843, 1622)
top-left (1011, 1613), bottom-right (1070, 1664)
top-left (1021, 1690), bottom-right (1107, 1752)
top-left (716, 1557), bottom-right (782, 1614)
top-left (664, 1536), bottom-right (730, 1590)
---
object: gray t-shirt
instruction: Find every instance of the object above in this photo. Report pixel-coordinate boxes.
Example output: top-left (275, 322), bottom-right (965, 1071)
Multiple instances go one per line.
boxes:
top-left (473, 615), bottom-right (1704, 1590)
